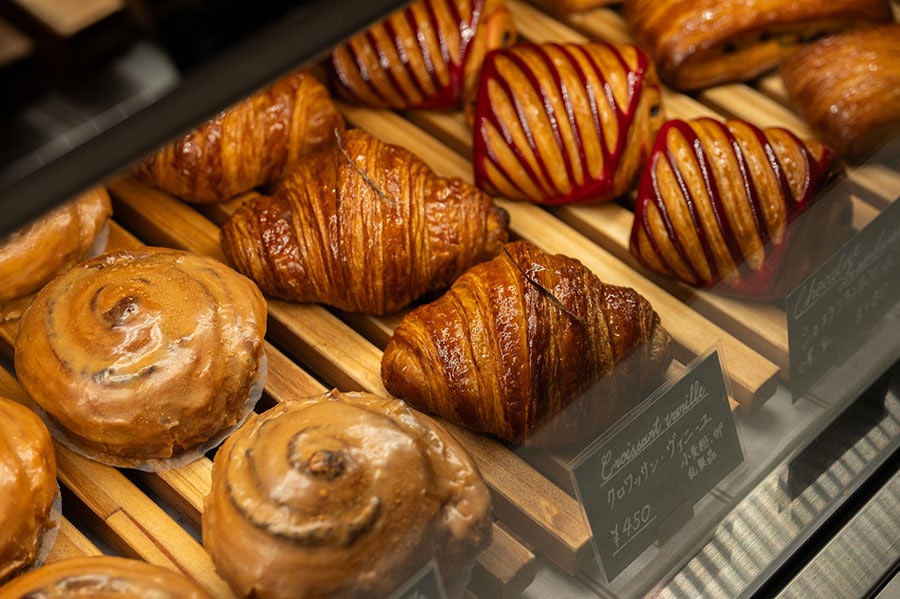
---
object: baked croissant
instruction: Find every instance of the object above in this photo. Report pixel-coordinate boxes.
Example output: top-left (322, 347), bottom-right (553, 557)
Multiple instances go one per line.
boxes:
top-left (471, 41), bottom-right (663, 205)
top-left (221, 128), bottom-right (510, 315)
top-left (135, 70), bottom-right (344, 203)
top-left (623, 0), bottom-right (894, 91)
top-left (329, 0), bottom-right (515, 111)
top-left (381, 240), bottom-right (673, 448)
top-left (629, 118), bottom-right (846, 299)
top-left (781, 23), bottom-right (900, 163)
top-left (203, 390), bottom-right (492, 599)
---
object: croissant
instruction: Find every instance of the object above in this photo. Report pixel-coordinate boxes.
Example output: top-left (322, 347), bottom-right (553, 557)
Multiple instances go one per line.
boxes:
top-left (781, 23), bottom-right (900, 163)
top-left (381, 240), bottom-right (673, 448)
top-left (471, 41), bottom-right (663, 205)
top-left (629, 118), bottom-right (847, 299)
top-left (329, 0), bottom-right (515, 111)
top-left (221, 128), bottom-right (510, 315)
top-left (203, 390), bottom-right (492, 599)
top-left (135, 70), bottom-right (344, 203)
top-left (622, 0), bottom-right (894, 91)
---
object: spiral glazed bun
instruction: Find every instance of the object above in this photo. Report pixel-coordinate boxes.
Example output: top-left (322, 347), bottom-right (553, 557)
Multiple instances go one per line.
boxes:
top-left (0, 556), bottom-right (213, 598)
top-left (0, 186), bottom-right (111, 314)
top-left (203, 390), bottom-right (493, 599)
top-left (0, 397), bottom-right (58, 584)
top-left (14, 246), bottom-right (268, 470)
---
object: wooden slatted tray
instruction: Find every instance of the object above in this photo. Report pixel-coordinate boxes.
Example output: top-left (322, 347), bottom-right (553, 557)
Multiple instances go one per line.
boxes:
top-left (3, 1), bottom-right (898, 598)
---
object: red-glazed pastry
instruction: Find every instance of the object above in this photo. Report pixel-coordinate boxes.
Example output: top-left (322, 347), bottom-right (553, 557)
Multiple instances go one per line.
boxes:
top-left (329, 0), bottom-right (515, 111)
top-left (471, 41), bottom-right (663, 205)
top-left (629, 118), bottom-right (846, 299)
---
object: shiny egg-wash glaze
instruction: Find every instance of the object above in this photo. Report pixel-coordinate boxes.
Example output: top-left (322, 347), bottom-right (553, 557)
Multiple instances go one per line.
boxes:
top-left (472, 41), bottom-right (662, 205)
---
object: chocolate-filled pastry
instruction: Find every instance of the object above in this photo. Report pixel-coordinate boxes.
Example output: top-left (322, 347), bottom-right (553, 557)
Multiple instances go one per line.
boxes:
top-left (221, 128), bottom-right (509, 315)
top-left (0, 556), bottom-right (213, 598)
top-left (329, 0), bottom-right (515, 111)
top-left (135, 70), bottom-right (344, 203)
top-left (0, 186), bottom-right (111, 318)
top-left (623, 0), bottom-right (894, 90)
top-left (203, 390), bottom-right (492, 599)
top-left (14, 247), bottom-right (268, 471)
top-left (472, 41), bottom-right (663, 205)
top-left (629, 118), bottom-right (846, 299)
top-left (0, 396), bottom-right (58, 584)
top-left (381, 240), bottom-right (673, 448)
top-left (781, 23), bottom-right (900, 163)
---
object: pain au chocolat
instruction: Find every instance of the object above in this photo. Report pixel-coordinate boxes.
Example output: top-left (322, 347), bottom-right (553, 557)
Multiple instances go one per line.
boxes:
top-left (781, 23), bottom-right (900, 163)
top-left (203, 390), bottom-right (492, 599)
top-left (471, 41), bottom-right (663, 205)
top-left (136, 70), bottom-right (344, 203)
top-left (623, 0), bottom-right (894, 91)
top-left (629, 118), bottom-right (846, 299)
top-left (329, 0), bottom-right (515, 111)
top-left (14, 247), bottom-right (268, 470)
top-left (221, 128), bottom-right (509, 315)
top-left (382, 240), bottom-right (674, 448)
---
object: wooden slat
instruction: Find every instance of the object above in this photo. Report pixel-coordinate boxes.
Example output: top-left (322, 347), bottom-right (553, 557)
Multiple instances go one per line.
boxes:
top-left (44, 517), bottom-right (103, 562)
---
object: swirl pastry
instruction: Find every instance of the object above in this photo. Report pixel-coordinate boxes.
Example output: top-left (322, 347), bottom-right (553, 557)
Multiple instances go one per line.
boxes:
top-left (623, 0), bottom-right (894, 91)
top-left (0, 556), bottom-right (213, 598)
top-left (781, 23), bottom-right (900, 163)
top-left (0, 186), bottom-right (111, 318)
top-left (381, 240), bottom-right (674, 447)
top-left (14, 247), bottom-right (268, 470)
top-left (135, 70), bottom-right (344, 203)
top-left (203, 390), bottom-right (492, 599)
top-left (471, 41), bottom-right (663, 205)
top-left (329, 0), bottom-right (515, 111)
top-left (0, 396), bottom-right (58, 585)
top-left (629, 118), bottom-right (846, 299)
top-left (221, 128), bottom-right (509, 315)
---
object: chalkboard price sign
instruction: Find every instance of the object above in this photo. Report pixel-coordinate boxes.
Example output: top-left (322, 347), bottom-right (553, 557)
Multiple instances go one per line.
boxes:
top-left (787, 197), bottom-right (900, 400)
top-left (570, 350), bottom-right (743, 581)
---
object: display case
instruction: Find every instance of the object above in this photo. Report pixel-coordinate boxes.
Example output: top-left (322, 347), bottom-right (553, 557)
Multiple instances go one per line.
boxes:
top-left (1, 1), bottom-right (898, 598)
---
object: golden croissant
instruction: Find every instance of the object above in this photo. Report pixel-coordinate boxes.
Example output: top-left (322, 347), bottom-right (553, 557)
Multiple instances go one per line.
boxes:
top-left (135, 70), bottom-right (344, 203)
top-left (220, 128), bottom-right (510, 314)
top-left (623, 0), bottom-right (894, 91)
top-left (329, 0), bottom-right (515, 111)
top-left (471, 41), bottom-right (663, 205)
top-left (381, 240), bottom-right (673, 447)
top-left (629, 118), bottom-right (846, 299)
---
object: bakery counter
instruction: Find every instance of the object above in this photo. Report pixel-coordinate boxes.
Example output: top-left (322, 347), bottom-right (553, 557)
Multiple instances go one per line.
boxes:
top-left (1, 0), bottom-right (898, 598)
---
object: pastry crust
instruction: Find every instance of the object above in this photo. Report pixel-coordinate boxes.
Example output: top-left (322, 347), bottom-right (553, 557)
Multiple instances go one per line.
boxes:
top-left (781, 23), bottom-right (900, 163)
top-left (0, 556), bottom-right (213, 598)
top-left (14, 247), bottom-right (268, 469)
top-left (330, 0), bottom-right (515, 111)
top-left (136, 70), bottom-right (344, 203)
top-left (203, 390), bottom-right (492, 599)
top-left (629, 118), bottom-right (846, 298)
top-left (0, 396), bottom-right (57, 584)
top-left (382, 240), bottom-right (673, 447)
top-left (472, 41), bottom-right (663, 205)
top-left (0, 186), bottom-right (111, 314)
top-left (623, 0), bottom-right (894, 90)
top-left (221, 128), bottom-right (509, 314)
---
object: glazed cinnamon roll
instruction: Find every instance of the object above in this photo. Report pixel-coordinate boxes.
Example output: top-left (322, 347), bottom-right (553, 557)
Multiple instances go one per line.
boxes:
top-left (203, 390), bottom-right (492, 599)
top-left (0, 186), bottom-right (111, 319)
top-left (471, 41), bottom-right (663, 205)
top-left (623, 0), bottom-right (894, 90)
top-left (0, 396), bottom-right (58, 585)
top-left (14, 247), bottom-right (268, 471)
top-left (0, 556), bottom-right (213, 598)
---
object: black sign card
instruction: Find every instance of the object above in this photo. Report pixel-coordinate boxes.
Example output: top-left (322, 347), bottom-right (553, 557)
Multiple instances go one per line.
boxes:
top-left (387, 560), bottom-right (447, 599)
top-left (787, 197), bottom-right (900, 400)
top-left (569, 350), bottom-right (744, 581)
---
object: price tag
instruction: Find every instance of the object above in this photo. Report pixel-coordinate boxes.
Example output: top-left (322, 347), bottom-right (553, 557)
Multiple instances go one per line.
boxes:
top-left (786, 197), bottom-right (900, 400)
top-left (387, 560), bottom-right (447, 599)
top-left (569, 350), bottom-right (743, 581)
